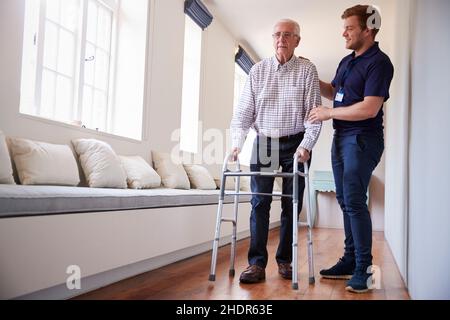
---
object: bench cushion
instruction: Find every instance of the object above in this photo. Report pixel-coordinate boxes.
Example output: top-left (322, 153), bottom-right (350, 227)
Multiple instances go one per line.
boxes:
top-left (0, 131), bottom-right (15, 184)
top-left (0, 185), bottom-right (252, 218)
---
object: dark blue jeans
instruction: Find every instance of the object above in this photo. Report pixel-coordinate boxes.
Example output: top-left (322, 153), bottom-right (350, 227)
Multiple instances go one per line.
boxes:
top-left (248, 133), bottom-right (309, 268)
top-left (331, 134), bottom-right (384, 270)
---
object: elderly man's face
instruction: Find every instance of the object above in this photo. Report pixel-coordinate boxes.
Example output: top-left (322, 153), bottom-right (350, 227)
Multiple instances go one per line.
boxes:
top-left (272, 22), bottom-right (300, 61)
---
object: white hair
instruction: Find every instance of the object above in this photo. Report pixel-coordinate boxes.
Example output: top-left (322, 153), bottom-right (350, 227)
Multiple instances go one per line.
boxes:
top-left (274, 19), bottom-right (301, 36)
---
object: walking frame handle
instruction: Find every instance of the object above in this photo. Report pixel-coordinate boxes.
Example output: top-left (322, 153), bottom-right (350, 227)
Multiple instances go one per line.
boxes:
top-left (223, 151), bottom-right (308, 178)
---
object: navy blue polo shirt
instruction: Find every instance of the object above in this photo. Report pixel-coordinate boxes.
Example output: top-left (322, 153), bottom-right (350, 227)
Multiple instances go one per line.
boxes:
top-left (331, 42), bottom-right (394, 136)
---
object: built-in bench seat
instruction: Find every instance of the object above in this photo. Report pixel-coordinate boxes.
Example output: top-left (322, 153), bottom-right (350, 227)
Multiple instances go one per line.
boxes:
top-left (0, 184), bottom-right (254, 218)
top-left (0, 184), bottom-right (282, 299)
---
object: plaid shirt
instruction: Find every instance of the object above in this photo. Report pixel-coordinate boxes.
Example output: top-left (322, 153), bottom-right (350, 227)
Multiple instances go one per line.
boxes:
top-left (230, 55), bottom-right (322, 151)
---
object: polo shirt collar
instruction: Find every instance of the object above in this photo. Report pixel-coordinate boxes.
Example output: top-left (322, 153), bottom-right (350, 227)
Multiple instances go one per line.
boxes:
top-left (351, 41), bottom-right (380, 60)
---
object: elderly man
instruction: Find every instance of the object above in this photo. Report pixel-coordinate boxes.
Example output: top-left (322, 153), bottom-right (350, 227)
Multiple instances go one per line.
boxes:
top-left (230, 19), bottom-right (322, 283)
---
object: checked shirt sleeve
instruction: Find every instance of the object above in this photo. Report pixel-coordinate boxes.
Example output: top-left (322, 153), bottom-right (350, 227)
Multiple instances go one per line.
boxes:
top-left (299, 63), bottom-right (322, 151)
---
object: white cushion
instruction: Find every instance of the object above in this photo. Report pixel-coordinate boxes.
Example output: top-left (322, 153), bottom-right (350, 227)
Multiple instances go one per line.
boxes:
top-left (214, 177), bottom-right (235, 190)
top-left (8, 137), bottom-right (79, 186)
top-left (152, 151), bottom-right (190, 189)
top-left (72, 139), bottom-right (127, 189)
top-left (119, 155), bottom-right (161, 189)
top-left (0, 131), bottom-right (15, 184)
top-left (238, 166), bottom-right (251, 191)
top-left (274, 177), bottom-right (283, 192)
top-left (238, 176), bottom-right (251, 191)
top-left (183, 164), bottom-right (216, 190)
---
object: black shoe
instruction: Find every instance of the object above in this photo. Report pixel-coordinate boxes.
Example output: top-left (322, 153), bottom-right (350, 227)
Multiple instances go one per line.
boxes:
top-left (320, 257), bottom-right (355, 280)
top-left (345, 268), bottom-right (373, 293)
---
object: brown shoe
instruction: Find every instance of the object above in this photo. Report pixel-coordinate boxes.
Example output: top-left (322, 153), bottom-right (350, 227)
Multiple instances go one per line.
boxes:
top-left (239, 265), bottom-right (265, 283)
top-left (278, 263), bottom-right (292, 279)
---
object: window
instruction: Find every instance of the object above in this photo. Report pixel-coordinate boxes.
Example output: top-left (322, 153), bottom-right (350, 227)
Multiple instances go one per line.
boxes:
top-left (180, 16), bottom-right (202, 153)
top-left (233, 63), bottom-right (247, 107)
top-left (81, 0), bottom-right (115, 132)
top-left (233, 62), bottom-right (256, 166)
top-left (20, 0), bottom-right (148, 140)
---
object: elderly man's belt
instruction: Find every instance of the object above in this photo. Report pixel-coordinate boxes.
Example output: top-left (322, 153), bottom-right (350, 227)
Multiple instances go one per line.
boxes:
top-left (259, 131), bottom-right (304, 141)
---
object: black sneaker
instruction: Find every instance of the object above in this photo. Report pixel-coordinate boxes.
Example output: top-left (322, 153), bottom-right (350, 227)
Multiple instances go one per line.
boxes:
top-left (345, 269), bottom-right (373, 293)
top-left (319, 257), bottom-right (355, 280)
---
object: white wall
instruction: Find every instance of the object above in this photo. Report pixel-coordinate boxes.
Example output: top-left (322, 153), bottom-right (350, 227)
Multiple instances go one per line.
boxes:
top-left (384, 0), bottom-right (412, 283)
top-left (144, 0), bottom-right (185, 153)
top-left (407, 0), bottom-right (450, 299)
top-left (386, 0), bottom-right (450, 299)
top-left (112, 0), bottom-right (149, 139)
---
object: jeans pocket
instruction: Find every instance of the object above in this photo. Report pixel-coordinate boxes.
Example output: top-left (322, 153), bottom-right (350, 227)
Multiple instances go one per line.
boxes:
top-left (355, 134), bottom-right (366, 152)
top-left (357, 135), bottom-right (384, 167)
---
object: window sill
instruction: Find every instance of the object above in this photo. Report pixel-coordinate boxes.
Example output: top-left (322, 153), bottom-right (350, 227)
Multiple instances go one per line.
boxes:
top-left (18, 113), bottom-right (143, 144)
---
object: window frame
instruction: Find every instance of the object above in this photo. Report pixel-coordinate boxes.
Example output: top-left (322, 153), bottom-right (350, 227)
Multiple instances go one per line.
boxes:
top-left (23, 0), bottom-right (119, 131)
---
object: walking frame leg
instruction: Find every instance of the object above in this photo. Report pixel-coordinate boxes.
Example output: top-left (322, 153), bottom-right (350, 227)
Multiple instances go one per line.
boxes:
top-left (209, 198), bottom-right (224, 281)
top-left (304, 163), bottom-right (315, 285)
top-left (209, 154), bottom-right (240, 281)
top-left (292, 156), bottom-right (299, 290)
top-left (292, 157), bottom-right (315, 289)
top-left (229, 176), bottom-right (240, 277)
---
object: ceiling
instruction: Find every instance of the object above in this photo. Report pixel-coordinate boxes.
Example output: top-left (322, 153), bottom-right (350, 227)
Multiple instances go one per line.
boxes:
top-left (205, 0), bottom-right (390, 62)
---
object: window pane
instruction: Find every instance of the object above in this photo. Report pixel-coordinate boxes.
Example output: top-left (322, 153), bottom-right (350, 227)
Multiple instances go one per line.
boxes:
top-left (84, 43), bottom-right (96, 85)
top-left (43, 22), bottom-right (58, 71)
top-left (55, 75), bottom-right (73, 121)
top-left (180, 17), bottom-right (202, 153)
top-left (82, 85), bottom-right (93, 126)
top-left (97, 6), bottom-right (112, 50)
top-left (46, 0), bottom-right (60, 23)
top-left (86, 1), bottom-right (98, 43)
top-left (57, 29), bottom-right (75, 76)
top-left (60, 0), bottom-right (79, 32)
top-left (234, 63), bottom-right (247, 107)
top-left (40, 69), bottom-right (56, 118)
top-left (95, 49), bottom-right (109, 90)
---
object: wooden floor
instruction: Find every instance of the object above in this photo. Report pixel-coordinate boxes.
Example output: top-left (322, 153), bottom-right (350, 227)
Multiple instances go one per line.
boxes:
top-left (74, 227), bottom-right (410, 300)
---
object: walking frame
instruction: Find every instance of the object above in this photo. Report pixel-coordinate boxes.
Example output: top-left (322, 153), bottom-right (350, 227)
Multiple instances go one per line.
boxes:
top-left (208, 153), bottom-right (315, 290)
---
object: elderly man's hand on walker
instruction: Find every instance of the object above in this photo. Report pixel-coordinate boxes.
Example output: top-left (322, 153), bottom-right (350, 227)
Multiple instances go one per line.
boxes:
top-left (296, 147), bottom-right (310, 163)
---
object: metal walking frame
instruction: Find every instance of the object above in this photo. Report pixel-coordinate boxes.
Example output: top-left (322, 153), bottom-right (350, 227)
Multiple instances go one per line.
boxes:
top-left (208, 153), bottom-right (315, 289)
